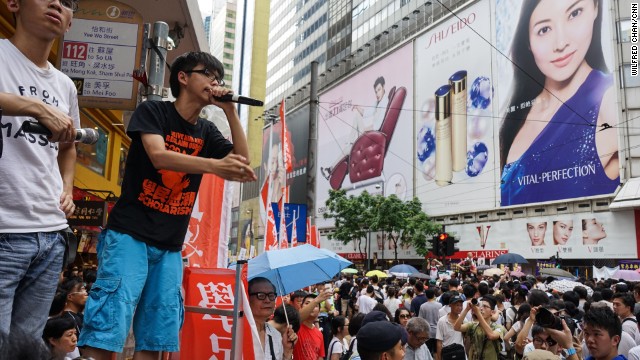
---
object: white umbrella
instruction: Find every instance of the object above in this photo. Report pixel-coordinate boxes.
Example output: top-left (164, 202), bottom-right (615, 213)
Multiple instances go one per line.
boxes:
top-left (547, 279), bottom-right (593, 296)
top-left (482, 268), bottom-right (504, 277)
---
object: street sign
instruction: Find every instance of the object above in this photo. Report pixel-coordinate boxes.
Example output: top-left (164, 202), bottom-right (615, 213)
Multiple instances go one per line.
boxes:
top-left (57, 0), bottom-right (144, 110)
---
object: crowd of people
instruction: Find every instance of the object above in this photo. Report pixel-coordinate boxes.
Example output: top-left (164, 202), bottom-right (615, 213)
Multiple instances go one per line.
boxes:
top-left (249, 265), bottom-right (640, 360)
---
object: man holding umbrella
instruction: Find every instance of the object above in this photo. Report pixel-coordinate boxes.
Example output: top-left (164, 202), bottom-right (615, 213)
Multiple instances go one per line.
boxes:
top-left (248, 277), bottom-right (298, 359)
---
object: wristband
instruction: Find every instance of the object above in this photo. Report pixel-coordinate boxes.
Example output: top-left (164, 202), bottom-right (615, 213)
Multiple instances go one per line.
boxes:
top-left (565, 347), bottom-right (576, 356)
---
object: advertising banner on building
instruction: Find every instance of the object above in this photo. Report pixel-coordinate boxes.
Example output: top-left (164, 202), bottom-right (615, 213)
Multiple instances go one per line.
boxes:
top-left (414, 1), bottom-right (495, 216)
top-left (316, 44), bottom-right (414, 228)
top-left (261, 105), bottom-right (310, 205)
top-left (495, 0), bottom-right (620, 207)
top-left (447, 210), bottom-right (637, 259)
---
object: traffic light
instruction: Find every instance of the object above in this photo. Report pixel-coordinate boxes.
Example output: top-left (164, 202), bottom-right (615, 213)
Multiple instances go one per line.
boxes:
top-left (446, 235), bottom-right (459, 256)
top-left (437, 232), bottom-right (448, 257)
top-left (430, 235), bottom-right (440, 257)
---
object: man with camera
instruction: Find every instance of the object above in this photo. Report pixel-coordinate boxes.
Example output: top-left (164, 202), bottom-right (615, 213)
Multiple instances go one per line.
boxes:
top-left (515, 305), bottom-right (582, 360)
top-left (454, 295), bottom-right (505, 360)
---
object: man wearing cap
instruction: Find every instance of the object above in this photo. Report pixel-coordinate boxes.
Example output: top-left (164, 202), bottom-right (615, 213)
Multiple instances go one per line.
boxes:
top-left (436, 295), bottom-right (467, 360)
top-left (405, 317), bottom-right (433, 360)
top-left (356, 321), bottom-right (406, 360)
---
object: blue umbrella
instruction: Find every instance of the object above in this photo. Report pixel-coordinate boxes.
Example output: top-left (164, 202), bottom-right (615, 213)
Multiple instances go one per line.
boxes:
top-left (248, 244), bottom-right (352, 295)
top-left (491, 252), bottom-right (528, 265)
top-left (388, 264), bottom-right (419, 275)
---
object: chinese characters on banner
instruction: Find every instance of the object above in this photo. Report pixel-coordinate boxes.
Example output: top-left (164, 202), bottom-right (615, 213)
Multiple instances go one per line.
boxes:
top-left (181, 267), bottom-right (260, 360)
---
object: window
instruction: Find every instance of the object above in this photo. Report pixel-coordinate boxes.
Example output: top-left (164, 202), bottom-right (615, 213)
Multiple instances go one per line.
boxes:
top-left (622, 64), bottom-right (640, 87)
top-left (77, 111), bottom-right (108, 176)
top-left (619, 19), bottom-right (631, 43)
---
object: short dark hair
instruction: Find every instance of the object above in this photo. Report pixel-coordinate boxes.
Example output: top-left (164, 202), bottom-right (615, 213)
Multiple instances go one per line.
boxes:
top-left (43, 316), bottom-right (76, 346)
top-left (612, 293), bottom-right (635, 309)
top-left (425, 288), bottom-right (436, 299)
top-left (528, 289), bottom-right (550, 308)
top-left (291, 290), bottom-right (307, 300)
top-left (602, 288), bottom-right (614, 301)
top-left (273, 305), bottom-right (300, 332)
top-left (248, 277), bottom-right (276, 294)
top-left (482, 295), bottom-right (497, 310)
top-left (331, 316), bottom-right (348, 335)
top-left (0, 328), bottom-right (50, 360)
top-left (302, 293), bottom-right (319, 308)
top-left (583, 306), bottom-right (621, 340)
top-left (373, 76), bottom-right (385, 89)
top-left (463, 284), bottom-right (477, 298)
top-left (350, 313), bottom-right (365, 336)
top-left (414, 281), bottom-right (424, 292)
top-left (562, 291), bottom-right (580, 307)
top-left (169, 51), bottom-right (224, 97)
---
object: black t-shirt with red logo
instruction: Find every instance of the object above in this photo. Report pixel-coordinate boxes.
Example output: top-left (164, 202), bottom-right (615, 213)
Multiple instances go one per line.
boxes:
top-left (107, 101), bottom-right (233, 251)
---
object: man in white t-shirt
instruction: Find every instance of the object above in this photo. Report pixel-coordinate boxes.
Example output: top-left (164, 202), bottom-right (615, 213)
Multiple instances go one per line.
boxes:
top-left (356, 285), bottom-right (378, 315)
top-left (436, 295), bottom-right (467, 360)
top-left (613, 293), bottom-right (640, 345)
top-left (0, 0), bottom-right (79, 339)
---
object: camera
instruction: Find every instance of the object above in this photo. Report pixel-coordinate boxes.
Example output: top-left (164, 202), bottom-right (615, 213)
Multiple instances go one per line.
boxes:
top-left (535, 307), bottom-right (577, 334)
top-left (471, 298), bottom-right (478, 305)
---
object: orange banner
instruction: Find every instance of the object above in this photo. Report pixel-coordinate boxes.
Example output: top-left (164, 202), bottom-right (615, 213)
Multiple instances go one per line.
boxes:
top-left (179, 267), bottom-right (260, 359)
top-left (182, 174), bottom-right (229, 268)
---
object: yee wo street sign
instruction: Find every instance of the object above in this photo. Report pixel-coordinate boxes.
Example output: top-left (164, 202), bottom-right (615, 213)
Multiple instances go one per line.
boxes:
top-left (57, 0), bottom-right (144, 110)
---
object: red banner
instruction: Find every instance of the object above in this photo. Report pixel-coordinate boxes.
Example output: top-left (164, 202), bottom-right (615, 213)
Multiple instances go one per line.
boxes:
top-left (179, 267), bottom-right (260, 359)
top-left (182, 174), bottom-right (229, 268)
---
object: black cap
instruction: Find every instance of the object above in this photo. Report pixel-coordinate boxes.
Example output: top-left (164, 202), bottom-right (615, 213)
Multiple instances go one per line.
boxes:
top-left (357, 321), bottom-right (404, 353)
top-left (362, 310), bottom-right (388, 325)
top-left (449, 295), bottom-right (464, 305)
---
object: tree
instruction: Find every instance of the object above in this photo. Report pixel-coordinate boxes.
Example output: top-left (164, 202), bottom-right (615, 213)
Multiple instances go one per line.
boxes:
top-left (373, 195), bottom-right (441, 260)
top-left (323, 189), bottom-right (375, 261)
top-left (324, 189), bottom-right (441, 262)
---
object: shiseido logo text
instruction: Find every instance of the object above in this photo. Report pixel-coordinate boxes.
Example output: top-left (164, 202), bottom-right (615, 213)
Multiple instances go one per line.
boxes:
top-left (425, 12), bottom-right (476, 49)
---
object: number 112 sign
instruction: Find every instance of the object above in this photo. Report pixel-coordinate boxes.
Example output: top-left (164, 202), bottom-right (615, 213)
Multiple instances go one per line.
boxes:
top-left (57, 0), bottom-right (143, 111)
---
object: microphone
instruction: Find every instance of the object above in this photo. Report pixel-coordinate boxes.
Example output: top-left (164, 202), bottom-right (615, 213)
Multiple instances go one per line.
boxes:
top-left (21, 121), bottom-right (100, 145)
top-left (213, 93), bottom-right (264, 107)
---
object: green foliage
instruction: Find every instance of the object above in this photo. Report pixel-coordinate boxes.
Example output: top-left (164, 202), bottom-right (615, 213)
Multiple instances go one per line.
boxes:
top-left (323, 189), bottom-right (441, 259)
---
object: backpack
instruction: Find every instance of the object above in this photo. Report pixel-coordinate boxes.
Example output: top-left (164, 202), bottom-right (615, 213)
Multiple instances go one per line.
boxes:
top-left (373, 287), bottom-right (384, 304)
top-left (341, 338), bottom-right (356, 360)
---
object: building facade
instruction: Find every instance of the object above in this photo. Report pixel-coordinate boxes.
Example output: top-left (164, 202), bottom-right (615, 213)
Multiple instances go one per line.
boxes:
top-left (258, 0), bottom-right (640, 273)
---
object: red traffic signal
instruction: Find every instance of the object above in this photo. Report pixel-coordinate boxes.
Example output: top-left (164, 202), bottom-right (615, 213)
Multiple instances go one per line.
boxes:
top-left (438, 232), bottom-right (449, 241)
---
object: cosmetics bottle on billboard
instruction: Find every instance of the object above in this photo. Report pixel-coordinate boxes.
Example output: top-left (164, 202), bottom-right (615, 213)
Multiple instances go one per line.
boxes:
top-left (449, 70), bottom-right (467, 172)
top-left (435, 85), bottom-right (452, 186)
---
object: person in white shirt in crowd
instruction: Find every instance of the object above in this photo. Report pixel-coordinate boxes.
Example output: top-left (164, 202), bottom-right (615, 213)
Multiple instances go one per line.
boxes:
top-left (405, 317), bottom-right (433, 360)
top-left (436, 295), bottom-right (467, 360)
top-left (418, 288), bottom-right (442, 355)
top-left (428, 259), bottom-right (442, 282)
top-left (627, 313), bottom-right (640, 360)
top-left (612, 293), bottom-right (639, 345)
top-left (384, 286), bottom-right (402, 316)
top-left (356, 286), bottom-right (378, 315)
top-left (327, 316), bottom-right (349, 360)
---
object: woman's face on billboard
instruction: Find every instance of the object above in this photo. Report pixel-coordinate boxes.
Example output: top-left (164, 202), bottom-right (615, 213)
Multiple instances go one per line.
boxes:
top-left (528, 0), bottom-right (598, 83)
top-left (527, 222), bottom-right (547, 246)
top-left (553, 220), bottom-right (574, 245)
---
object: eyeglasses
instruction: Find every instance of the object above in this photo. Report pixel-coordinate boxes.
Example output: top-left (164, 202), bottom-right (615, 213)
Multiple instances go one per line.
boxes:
top-left (51, 0), bottom-right (78, 12)
top-left (69, 286), bottom-right (87, 295)
top-left (533, 337), bottom-right (557, 347)
top-left (185, 68), bottom-right (225, 86)
top-left (250, 292), bottom-right (277, 301)
top-left (399, 314), bottom-right (411, 319)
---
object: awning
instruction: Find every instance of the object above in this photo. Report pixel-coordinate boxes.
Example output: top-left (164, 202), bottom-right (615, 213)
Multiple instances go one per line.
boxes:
top-left (609, 177), bottom-right (640, 210)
